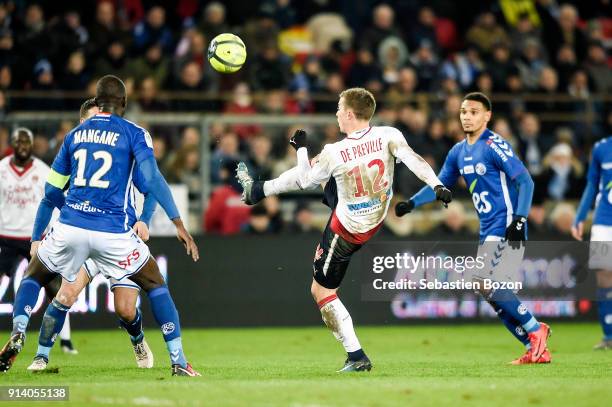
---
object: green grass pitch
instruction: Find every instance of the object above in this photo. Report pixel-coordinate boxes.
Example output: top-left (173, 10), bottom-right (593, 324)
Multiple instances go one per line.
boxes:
top-left (1, 323), bottom-right (610, 406)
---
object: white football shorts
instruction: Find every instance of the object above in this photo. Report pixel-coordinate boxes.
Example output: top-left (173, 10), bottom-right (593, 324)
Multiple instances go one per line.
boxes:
top-left (37, 221), bottom-right (150, 283)
top-left (83, 259), bottom-right (140, 291)
top-left (589, 224), bottom-right (612, 270)
top-left (467, 235), bottom-right (525, 287)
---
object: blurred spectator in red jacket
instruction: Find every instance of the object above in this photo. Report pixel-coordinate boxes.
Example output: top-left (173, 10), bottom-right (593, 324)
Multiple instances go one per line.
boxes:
top-left (204, 160), bottom-right (250, 235)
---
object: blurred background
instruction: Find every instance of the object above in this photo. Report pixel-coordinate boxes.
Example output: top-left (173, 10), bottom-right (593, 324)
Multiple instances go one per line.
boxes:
top-left (0, 0), bottom-right (610, 325)
top-left (0, 0), bottom-right (610, 240)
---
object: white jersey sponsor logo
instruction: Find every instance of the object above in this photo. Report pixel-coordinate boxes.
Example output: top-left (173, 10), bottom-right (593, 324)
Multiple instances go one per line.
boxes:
top-left (0, 156), bottom-right (52, 239)
top-left (310, 126), bottom-right (440, 234)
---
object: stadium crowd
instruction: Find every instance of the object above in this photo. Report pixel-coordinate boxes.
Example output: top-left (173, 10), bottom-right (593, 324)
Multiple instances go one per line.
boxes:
top-left (0, 0), bottom-right (610, 236)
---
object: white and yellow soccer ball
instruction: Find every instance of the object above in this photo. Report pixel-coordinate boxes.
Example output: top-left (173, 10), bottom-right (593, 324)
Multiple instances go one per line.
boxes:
top-left (207, 33), bottom-right (247, 73)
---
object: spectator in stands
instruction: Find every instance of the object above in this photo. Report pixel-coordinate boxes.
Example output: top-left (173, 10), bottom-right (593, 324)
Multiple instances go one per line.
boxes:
top-left (95, 38), bottom-right (130, 79)
top-left (174, 30), bottom-right (208, 78)
top-left (509, 12), bottom-right (542, 56)
top-left (409, 6), bottom-right (438, 52)
top-left (386, 66), bottom-right (417, 104)
top-left (287, 201), bottom-right (318, 233)
top-left (259, 0), bottom-right (297, 30)
top-left (516, 38), bottom-right (546, 91)
top-left (135, 76), bottom-right (168, 111)
top-left (408, 40), bottom-right (439, 91)
top-left (465, 11), bottom-right (509, 56)
top-left (541, 3), bottom-right (588, 62)
top-left (290, 55), bottom-right (324, 94)
top-left (243, 202), bottom-right (275, 234)
top-left (262, 195), bottom-right (283, 233)
top-left (199, 2), bottom-right (230, 40)
top-left (472, 71), bottom-right (493, 95)
top-left (360, 3), bottom-right (404, 56)
top-left (166, 144), bottom-right (201, 216)
top-left (128, 43), bottom-right (169, 87)
top-left (204, 159), bottom-right (250, 235)
top-left (133, 5), bottom-right (173, 55)
top-left (554, 44), bottom-right (578, 91)
top-left (171, 61), bottom-right (217, 111)
top-left (0, 89), bottom-right (6, 119)
top-left (315, 72), bottom-right (344, 113)
top-left (60, 50), bottom-right (89, 92)
top-left (246, 134), bottom-right (273, 181)
top-left (248, 42), bottom-right (291, 90)
top-left (14, 4), bottom-right (50, 88)
top-left (32, 133), bottom-right (49, 163)
top-left (348, 47), bottom-right (383, 90)
top-left (211, 131), bottom-right (241, 184)
top-left (584, 42), bottom-right (610, 93)
top-left (27, 59), bottom-right (63, 111)
top-left (224, 82), bottom-right (261, 140)
top-left (152, 135), bottom-right (168, 170)
top-left (548, 202), bottom-right (576, 239)
top-left (487, 42), bottom-right (517, 91)
top-left (528, 66), bottom-right (566, 134)
top-left (439, 45), bottom-right (484, 91)
top-left (88, 1), bottom-right (127, 59)
top-left (537, 143), bottom-right (584, 202)
top-left (518, 113), bottom-right (549, 176)
top-left (421, 117), bottom-right (450, 169)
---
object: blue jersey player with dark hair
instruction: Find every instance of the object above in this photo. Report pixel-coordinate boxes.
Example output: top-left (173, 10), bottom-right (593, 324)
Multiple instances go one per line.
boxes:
top-left (395, 92), bottom-right (552, 365)
top-left (0, 75), bottom-right (201, 376)
top-left (572, 136), bottom-right (612, 350)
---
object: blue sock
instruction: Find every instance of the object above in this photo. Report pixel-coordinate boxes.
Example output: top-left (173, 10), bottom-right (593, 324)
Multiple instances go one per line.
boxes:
top-left (488, 301), bottom-right (531, 348)
top-left (489, 289), bottom-right (540, 333)
top-left (119, 309), bottom-right (144, 345)
top-left (148, 286), bottom-right (187, 367)
top-left (36, 299), bottom-right (70, 360)
top-left (12, 278), bottom-right (41, 335)
top-left (597, 288), bottom-right (612, 341)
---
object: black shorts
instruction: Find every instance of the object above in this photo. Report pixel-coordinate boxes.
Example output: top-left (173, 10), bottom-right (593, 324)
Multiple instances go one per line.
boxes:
top-left (312, 219), bottom-right (363, 289)
top-left (0, 238), bottom-right (31, 277)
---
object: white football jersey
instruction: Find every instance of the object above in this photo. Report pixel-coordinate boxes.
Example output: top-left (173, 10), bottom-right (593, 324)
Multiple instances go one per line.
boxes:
top-left (297, 126), bottom-right (441, 234)
top-left (0, 156), bottom-right (51, 239)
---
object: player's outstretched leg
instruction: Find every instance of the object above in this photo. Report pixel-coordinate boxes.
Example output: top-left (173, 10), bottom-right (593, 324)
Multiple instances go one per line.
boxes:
top-left (312, 280), bottom-right (371, 372)
top-left (236, 162), bottom-right (304, 205)
top-left (114, 286), bottom-right (154, 368)
top-left (129, 258), bottom-right (199, 376)
top-left (0, 257), bottom-right (56, 372)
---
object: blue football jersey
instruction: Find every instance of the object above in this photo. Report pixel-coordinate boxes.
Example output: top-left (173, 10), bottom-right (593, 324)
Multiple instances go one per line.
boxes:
top-left (51, 113), bottom-right (154, 233)
top-left (438, 129), bottom-right (528, 240)
top-left (588, 137), bottom-right (612, 226)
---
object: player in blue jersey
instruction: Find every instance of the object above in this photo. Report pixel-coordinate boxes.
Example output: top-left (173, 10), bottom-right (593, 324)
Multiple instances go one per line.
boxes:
top-left (572, 136), bottom-right (612, 350)
top-left (24, 98), bottom-right (158, 371)
top-left (395, 93), bottom-right (552, 364)
top-left (0, 76), bottom-right (200, 376)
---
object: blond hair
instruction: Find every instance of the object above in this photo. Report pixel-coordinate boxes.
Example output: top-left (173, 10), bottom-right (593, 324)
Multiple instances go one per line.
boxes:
top-left (339, 88), bottom-right (376, 121)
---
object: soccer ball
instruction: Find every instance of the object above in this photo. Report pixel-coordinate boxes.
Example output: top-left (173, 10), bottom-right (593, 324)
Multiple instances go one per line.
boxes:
top-left (207, 33), bottom-right (247, 73)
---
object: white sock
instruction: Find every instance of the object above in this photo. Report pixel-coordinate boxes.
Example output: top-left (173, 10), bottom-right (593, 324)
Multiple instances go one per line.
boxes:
top-left (59, 313), bottom-right (71, 341)
top-left (263, 167), bottom-right (301, 196)
top-left (318, 295), bottom-right (362, 352)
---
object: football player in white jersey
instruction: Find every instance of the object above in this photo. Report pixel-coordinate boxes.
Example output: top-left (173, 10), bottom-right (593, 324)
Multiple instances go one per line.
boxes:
top-left (0, 127), bottom-right (77, 354)
top-left (237, 88), bottom-right (452, 371)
